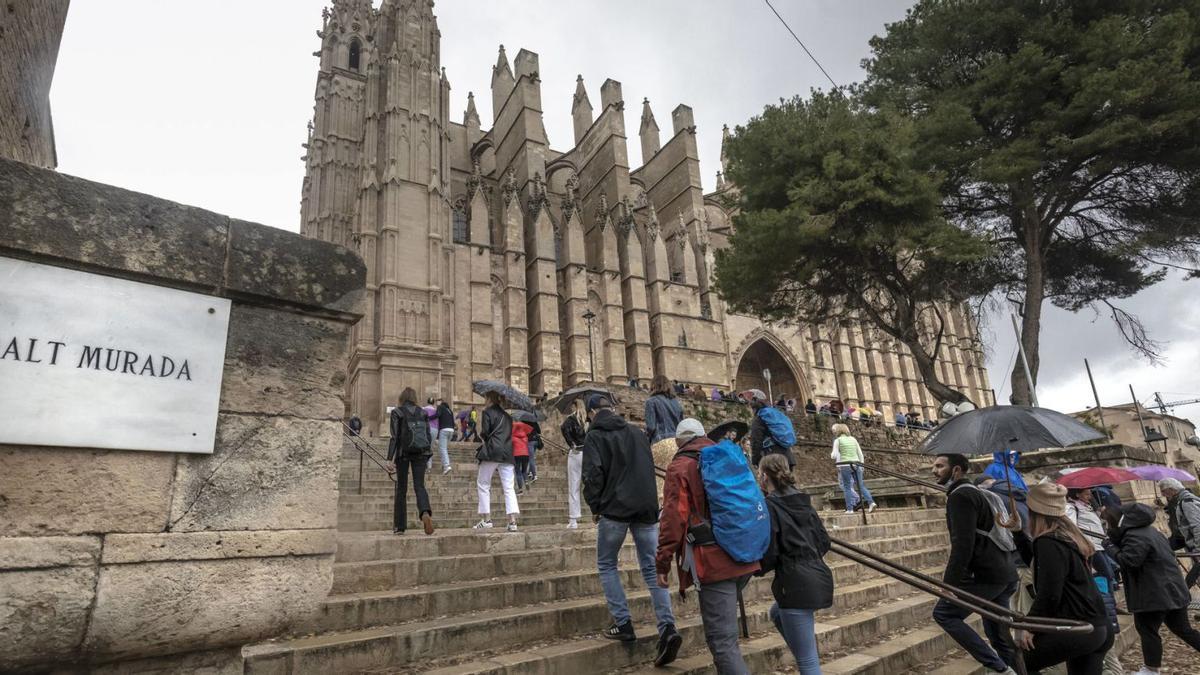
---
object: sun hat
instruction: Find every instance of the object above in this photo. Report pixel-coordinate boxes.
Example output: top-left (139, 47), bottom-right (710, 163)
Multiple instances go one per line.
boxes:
top-left (1027, 482), bottom-right (1068, 517)
top-left (675, 418), bottom-right (705, 443)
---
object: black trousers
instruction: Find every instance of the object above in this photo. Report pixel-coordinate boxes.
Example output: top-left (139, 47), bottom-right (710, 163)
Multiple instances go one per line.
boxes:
top-left (514, 456), bottom-right (530, 490)
top-left (1187, 558), bottom-right (1200, 589)
top-left (393, 455), bottom-right (431, 531)
top-left (1023, 621), bottom-right (1112, 674)
top-left (1134, 607), bottom-right (1200, 668)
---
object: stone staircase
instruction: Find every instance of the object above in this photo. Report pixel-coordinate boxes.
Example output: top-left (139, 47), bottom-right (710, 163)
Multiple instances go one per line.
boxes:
top-left (242, 436), bottom-right (1136, 674)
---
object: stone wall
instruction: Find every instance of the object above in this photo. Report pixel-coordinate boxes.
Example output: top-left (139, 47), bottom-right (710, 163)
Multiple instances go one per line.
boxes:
top-left (0, 157), bottom-right (365, 672)
top-left (0, 0), bottom-right (69, 169)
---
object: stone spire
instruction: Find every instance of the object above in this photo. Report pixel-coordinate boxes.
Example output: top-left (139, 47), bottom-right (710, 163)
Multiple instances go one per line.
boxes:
top-left (572, 75), bottom-right (593, 144)
top-left (720, 123), bottom-right (732, 173)
top-left (639, 98), bottom-right (660, 162)
top-left (491, 45), bottom-right (514, 122)
top-left (464, 91), bottom-right (479, 125)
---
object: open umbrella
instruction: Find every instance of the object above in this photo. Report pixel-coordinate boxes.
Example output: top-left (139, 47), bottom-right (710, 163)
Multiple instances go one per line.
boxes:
top-left (1056, 467), bottom-right (1141, 489)
top-left (1126, 465), bottom-right (1197, 483)
top-left (509, 409), bottom-right (545, 424)
top-left (708, 420), bottom-right (750, 443)
top-left (472, 380), bottom-right (537, 412)
top-left (551, 385), bottom-right (617, 414)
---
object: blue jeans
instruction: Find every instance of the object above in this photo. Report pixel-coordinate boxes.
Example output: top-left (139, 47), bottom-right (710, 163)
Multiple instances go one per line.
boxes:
top-left (596, 517), bottom-right (675, 634)
top-left (528, 441), bottom-right (538, 478)
top-left (770, 604), bottom-right (821, 674)
top-left (932, 580), bottom-right (1018, 672)
top-left (837, 465), bottom-right (873, 510)
top-left (436, 428), bottom-right (453, 470)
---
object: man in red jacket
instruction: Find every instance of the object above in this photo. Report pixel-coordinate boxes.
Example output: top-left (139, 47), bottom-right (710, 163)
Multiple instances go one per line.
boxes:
top-left (656, 418), bottom-right (759, 675)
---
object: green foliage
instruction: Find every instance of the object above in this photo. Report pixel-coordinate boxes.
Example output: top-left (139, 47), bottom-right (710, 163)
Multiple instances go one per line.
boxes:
top-left (862, 0), bottom-right (1200, 400)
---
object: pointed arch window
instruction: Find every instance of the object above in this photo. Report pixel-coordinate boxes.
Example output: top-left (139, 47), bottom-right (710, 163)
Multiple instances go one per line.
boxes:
top-left (348, 39), bottom-right (362, 71)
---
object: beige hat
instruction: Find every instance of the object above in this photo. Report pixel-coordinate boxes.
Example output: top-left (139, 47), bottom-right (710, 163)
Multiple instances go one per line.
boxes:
top-left (1027, 482), bottom-right (1068, 517)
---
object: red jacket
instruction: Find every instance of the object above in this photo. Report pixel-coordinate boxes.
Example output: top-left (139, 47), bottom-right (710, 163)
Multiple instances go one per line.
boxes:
top-left (656, 436), bottom-right (760, 596)
top-left (512, 421), bottom-right (532, 457)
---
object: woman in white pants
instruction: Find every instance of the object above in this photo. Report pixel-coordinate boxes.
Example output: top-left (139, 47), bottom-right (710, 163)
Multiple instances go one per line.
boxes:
top-left (474, 391), bottom-right (520, 532)
top-left (560, 400), bottom-right (588, 529)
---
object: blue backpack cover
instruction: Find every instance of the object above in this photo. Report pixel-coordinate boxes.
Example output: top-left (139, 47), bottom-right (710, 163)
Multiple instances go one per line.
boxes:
top-left (757, 406), bottom-right (796, 449)
top-left (700, 439), bottom-right (771, 563)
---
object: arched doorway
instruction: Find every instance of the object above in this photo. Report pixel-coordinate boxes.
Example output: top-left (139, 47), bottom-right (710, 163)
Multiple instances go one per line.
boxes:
top-left (735, 337), bottom-right (806, 404)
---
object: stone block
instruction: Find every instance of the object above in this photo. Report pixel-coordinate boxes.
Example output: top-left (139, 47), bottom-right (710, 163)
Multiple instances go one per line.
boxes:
top-left (168, 415), bottom-right (341, 532)
top-left (0, 447), bottom-right (175, 536)
top-left (0, 566), bottom-right (96, 670)
top-left (220, 304), bottom-right (349, 419)
top-left (102, 529), bottom-right (336, 564)
top-left (0, 535), bottom-right (101, 569)
top-left (0, 157), bottom-right (228, 289)
top-left (225, 218), bottom-right (365, 316)
top-left (85, 646), bottom-right (242, 675)
top-left (84, 555), bottom-right (332, 660)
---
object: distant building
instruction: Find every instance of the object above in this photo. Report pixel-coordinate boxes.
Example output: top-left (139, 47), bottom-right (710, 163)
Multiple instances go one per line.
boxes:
top-left (1071, 403), bottom-right (1199, 471)
top-left (300, 0), bottom-right (993, 434)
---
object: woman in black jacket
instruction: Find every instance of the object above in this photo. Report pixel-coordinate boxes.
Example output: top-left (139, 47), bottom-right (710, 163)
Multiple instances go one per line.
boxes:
top-left (1105, 503), bottom-right (1200, 673)
top-left (1012, 483), bottom-right (1112, 674)
top-left (474, 391), bottom-right (520, 532)
top-left (560, 401), bottom-right (588, 529)
top-left (757, 454), bottom-right (833, 674)
top-left (385, 388), bottom-right (434, 536)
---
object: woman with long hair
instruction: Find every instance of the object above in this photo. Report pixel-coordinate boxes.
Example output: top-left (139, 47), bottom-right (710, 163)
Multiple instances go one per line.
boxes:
top-left (829, 424), bottom-right (875, 514)
top-left (758, 453), bottom-right (833, 674)
top-left (385, 387), bottom-right (434, 535)
top-left (1013, 483), bottom-right (1113, 674)
top-left (560, 399), bottom-right (588, 529)
top-left (645, 374), bottom-right (684, 444)
top-left (474, 390), bottom-right (520, 531)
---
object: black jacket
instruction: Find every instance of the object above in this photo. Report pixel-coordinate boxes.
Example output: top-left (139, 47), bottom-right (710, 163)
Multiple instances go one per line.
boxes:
top-left (477, 404), bottom-right (513, 464)
top-left (386, 402), bottom-right (432, 461)
top-left (760, 487), bottom-right (834, 610)
top-left (749, 407), bottom-right (795, 468)
top-left (436, 403), bottom-right (455, 431)
top-left (942, 479), bottom-right (1018, 588)
top-left (582, 409), bottom-right (659, 524)
top-left (1027, 534), bottom-right (1106, 625)
top-left (1105, 503), bottom-right (1191, 613)
top-left (561, 415), bottom-right (586, 448)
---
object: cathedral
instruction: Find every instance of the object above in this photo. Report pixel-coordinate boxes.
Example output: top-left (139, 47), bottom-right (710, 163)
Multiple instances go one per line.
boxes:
top-left (300, 0), bottom-right (993, 434)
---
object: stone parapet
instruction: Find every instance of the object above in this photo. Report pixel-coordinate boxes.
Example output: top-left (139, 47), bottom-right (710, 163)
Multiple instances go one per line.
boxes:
top-left (0, 157), bottom-right (364, 671)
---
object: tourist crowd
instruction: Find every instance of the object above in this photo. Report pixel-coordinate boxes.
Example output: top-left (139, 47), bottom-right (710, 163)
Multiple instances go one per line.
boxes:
top-left (372, 381), bottom-right (1200, 675)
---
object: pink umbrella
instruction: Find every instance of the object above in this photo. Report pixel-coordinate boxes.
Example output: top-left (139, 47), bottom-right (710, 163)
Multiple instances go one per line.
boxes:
top-left (1057, 467), bottom-right (1141, 489)
top-left (1126, 465), bottom-right (1197, 483)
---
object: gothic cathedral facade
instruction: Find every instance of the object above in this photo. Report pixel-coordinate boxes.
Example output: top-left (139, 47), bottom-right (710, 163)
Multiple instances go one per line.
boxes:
top-left (300, 0), bottom-right (993, 433)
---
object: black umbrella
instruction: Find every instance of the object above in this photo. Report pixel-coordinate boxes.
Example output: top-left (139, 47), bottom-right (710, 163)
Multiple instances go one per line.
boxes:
top-left (551, 385), bottom-right (618, 414)
top-left (917, 405), bottom-right (1105, 530)
top-left (472, 379), bottom-right (537, 412)
top-left (707, 420), bottom-right (750, 443)
top-left (509, 409), bottom-right (545, 424)
top-left (916, 405), bottom-right (1105, 456)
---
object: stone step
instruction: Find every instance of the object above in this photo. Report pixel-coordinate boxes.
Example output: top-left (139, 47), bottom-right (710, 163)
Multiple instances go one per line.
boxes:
top-left (336, 514), bottom-right (570, 532)
top-left (337, 497), bottom-right (569, 514)
top-left (243, 567), bottom-right (939, 674)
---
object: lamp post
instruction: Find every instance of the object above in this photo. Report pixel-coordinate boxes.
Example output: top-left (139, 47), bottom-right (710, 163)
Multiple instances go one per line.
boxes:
top-left (582, 309), bottom-right (597, 383)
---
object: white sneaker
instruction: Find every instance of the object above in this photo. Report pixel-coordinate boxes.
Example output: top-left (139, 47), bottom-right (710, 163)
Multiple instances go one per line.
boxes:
top-left (507, 522), bottom-right (519, 532)
top-left (567, 519), bottom-right (578, 529)
top-left (442, 465), bottom-right (452, 475)
top-left (868, 502), bottom-right (877, 513)
top-left (1132, 668), bottom-right (1160, 675)
top-left (844, 509), bottom-right (855, 514)
top-left (473, 519), bottom-right (493, 529)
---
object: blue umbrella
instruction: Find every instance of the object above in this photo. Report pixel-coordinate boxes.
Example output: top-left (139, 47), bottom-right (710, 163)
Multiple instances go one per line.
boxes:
top-left (472, 379), bottom-right (537, 412)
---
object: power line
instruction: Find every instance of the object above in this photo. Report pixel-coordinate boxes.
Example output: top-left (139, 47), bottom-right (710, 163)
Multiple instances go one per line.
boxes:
top-left (762, 0), bottom-right (840, 90)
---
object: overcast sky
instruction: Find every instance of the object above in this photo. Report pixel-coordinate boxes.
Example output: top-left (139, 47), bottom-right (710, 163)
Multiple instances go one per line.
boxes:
top-left (50, 0), bottom-right (1200, 420)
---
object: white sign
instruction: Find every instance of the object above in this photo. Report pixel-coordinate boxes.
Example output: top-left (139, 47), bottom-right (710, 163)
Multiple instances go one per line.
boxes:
top-left (0, 257), bottom-right (231, 454)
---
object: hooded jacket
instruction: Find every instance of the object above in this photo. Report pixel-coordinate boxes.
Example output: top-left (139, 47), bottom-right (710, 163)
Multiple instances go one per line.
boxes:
top-left (582, 409), bottom-right (659, 524)
top-left (1166, 488), bottom-right (1200, 552)
top-left (656, 436), bottom-right (760, 594)
top-left (644, 394), bottom-right (684, 444)
top-left (942, 478), bottom-right (1018, 588)
top-left (760, 487), bottom-right (834, 610)
top-left (512, 421), bottom-right (532, 457)
top-left (1105, 503), bottom-right (1191, 613)
top-left (476, 404), bottom-right (513, 464)
top-left (749, 405), bottom-right (796, 469)
top-left (983, 452), bottom-right (1027, 491)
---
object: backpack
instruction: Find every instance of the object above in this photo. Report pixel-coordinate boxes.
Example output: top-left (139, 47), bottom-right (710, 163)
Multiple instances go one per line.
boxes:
top-left (951, 483), bottom-right (1016, 553)
top-left (395, 406), bottom-right (432, 456)
top-left (757, 406), bottom-right (796, 449)
top-left (699, 439), bottom-right (772, 563)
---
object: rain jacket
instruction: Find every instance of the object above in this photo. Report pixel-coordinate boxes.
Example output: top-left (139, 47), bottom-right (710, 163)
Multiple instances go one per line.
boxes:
top-left (759, 487), bottom-right (834, 610)
top-left (512, 421), bottom-right (532, 457)
top-left (476, 404), bottom-right (513, 464)
top-left (1165, 488), bottom-right (1200, 552)
top-left (582, 409), bottom-right (659, 524)
top-left (983, 451), bottom-right (1027, 491)
top-left (1105, 503), bottom-right (1191, 613)
top-left (656, 436), bottom-right (760, 595)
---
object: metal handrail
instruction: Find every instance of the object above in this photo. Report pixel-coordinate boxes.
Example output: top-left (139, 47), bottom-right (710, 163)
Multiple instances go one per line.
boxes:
top-left (341, 422), bottom-right (395, 492)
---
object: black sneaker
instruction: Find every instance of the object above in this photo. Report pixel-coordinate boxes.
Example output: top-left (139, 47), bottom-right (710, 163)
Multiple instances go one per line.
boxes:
top-left (603, 621), bottom-right (636, 642)
top-left (655, 626), bottom-right (682, 666)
